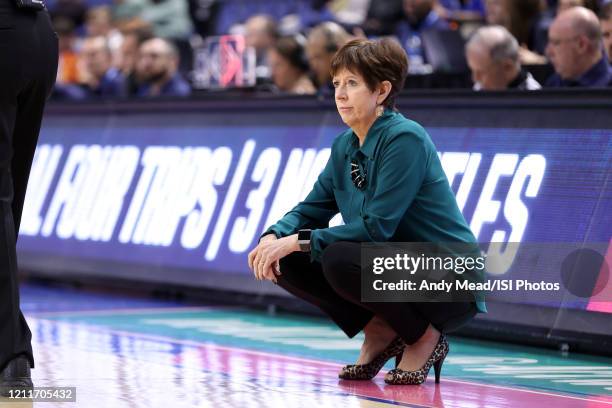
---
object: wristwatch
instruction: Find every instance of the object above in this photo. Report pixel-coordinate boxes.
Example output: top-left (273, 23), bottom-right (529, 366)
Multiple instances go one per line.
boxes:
top-left (297, 229), bottom-right (312, 252)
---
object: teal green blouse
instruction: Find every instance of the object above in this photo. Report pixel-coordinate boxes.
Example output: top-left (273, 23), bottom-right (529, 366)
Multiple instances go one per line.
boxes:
top-left (264, 109), bottom-right (486, 313)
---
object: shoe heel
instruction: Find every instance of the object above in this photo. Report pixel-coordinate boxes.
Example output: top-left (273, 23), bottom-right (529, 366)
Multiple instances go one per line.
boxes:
top-left (433, 356), bottom-right (445, 383)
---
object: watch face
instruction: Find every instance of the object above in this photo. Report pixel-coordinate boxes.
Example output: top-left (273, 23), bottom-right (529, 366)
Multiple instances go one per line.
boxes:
top-left (298, 230), bottom-right (311, 241)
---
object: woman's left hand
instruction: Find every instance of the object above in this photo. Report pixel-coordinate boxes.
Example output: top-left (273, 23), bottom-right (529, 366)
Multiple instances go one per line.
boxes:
top-left (248, 234), bottom-right (299, 283)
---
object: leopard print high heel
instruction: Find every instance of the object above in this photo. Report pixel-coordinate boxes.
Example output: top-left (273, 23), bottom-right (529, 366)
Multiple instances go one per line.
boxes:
top-left (384, 334), bottom-right (449, 385)
top-left (338, 336), bottom-right (406, 380)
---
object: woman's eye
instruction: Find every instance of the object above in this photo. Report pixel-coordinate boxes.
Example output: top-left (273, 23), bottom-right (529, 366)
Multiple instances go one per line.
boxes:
top-left (348, 80), bottom-right (357, 86)
top-left (332, 82), bottom-right (340, 88)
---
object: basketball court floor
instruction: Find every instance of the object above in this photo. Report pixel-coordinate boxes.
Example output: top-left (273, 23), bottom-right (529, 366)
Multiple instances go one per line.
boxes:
top-left (1, 283), bottom-right (611, 407)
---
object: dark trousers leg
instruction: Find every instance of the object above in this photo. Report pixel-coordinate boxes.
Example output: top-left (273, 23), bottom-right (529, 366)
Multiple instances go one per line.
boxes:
top-left (277, 252), bottom-right (374, 338)
top-left (317, 242), bottom-right (477, 345)
top-left (0, 9), bottom-right (58, 372)
top-left (0, 203), bottom-right (33, 372)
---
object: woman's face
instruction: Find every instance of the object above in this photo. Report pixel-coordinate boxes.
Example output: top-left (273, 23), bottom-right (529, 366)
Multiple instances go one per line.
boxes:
top-left (333, 68), bottom-right (380, 130)
top-left (268, 49), bottom-right (300, 91)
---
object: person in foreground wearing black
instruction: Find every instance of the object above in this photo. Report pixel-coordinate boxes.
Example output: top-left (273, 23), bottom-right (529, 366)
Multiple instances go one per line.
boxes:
top-left (248, 38), bottom-right (485, 385)
top-left (0, 0), bottom-right (58, 395)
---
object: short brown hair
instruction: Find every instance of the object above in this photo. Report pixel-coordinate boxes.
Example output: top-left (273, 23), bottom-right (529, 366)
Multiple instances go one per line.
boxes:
top-left (330, 38), bottom-right (408, 109)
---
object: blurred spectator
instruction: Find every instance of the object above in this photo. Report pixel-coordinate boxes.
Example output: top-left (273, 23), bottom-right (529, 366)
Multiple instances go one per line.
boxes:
top-left (484, 0), bottom-right (509, 26)
top-left (436, 0), bottom-right (485, 23)
top-left (293, 0), bottom-right (337, 30)
top-left (306, 22), bottom-right (351, 92)
top-left (557, 0), bottom-right (600, 14)
top-left (86, 6), bottom-right (113, 37)
top-left (113, 0), bottom-right (146, 22)
top-left (466, 25), bottom-right (541, 90)
top-left (113, 0), bottom-right (193, 40)
top-left (50, 0), bottom-right (87, 29)
top-left (141, 0), bottom-right (194, 40)
top-left (244, 14), bottom-right (279, 81)
top-left (54, 17), bottom-right (80, 85)
top-left (545, 7), bottom-right (612, 87)
top-left (188, 0), bottom-right (219, 38)
top-left (601, 2), bottom-right (612, 62)
top-left (328, 0), bottom-right (370, 27)
top-left (558, 0), bottom-right (585, 12)
top-left (80, 36), bottom-right (127, 97)
top-left (136, 38), bottom-right (192, 97)
top-left (268, 35), bottom-right (316, 95)
top-left (362, 0), bottom-right (404, 36)
top-left (117, 27), bottom-right (154, 95)
top-left (529, 0), bottom-right (600, 57)
top-left (507, 0), bottom-right (543, 48)
top-left (395, 0), bottom-right (449, 73)
top-left (485, 0), bottom-right (548, 63)
top-left (245, 14), bottom-right (278, 52)
top-left (86, 6), bottom-right (124, 65)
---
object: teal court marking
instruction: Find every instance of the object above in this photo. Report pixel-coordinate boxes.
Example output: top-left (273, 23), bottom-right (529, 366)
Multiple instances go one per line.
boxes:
top-left (33, 307), bottom-right (612, 398)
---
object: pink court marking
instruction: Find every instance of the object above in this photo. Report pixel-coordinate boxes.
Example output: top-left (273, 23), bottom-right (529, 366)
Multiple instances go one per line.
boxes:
top-left (31, 317), bottom-right (612, 408)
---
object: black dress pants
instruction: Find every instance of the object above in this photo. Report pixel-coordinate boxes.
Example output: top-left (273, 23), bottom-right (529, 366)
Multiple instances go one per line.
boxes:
top-left (0, 2), bottom-right (58, 373)
top-left (277, 242), bottom-right (477, 345)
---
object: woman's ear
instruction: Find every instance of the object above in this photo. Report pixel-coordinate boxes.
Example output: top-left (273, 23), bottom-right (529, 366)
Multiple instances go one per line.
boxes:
top-left (377, 80), bottom-right (392, 105)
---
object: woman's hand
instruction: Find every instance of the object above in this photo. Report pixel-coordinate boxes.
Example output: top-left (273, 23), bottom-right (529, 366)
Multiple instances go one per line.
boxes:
top-left (248, 234), bottom-right (299, 283)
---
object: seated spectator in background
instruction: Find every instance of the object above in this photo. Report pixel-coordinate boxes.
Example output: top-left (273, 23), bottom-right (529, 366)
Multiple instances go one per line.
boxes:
top-left (85, 6), bottom-right (123, 63)
top-left (395, 0), bottom-right (449, 73)
top-left (484, 0), bottom-right (508, 26)
top-left (112, 0), bottom-right (146, 22)
top-left (244, 14), bottom-right (279, 82)
top-left (268, 35), bottom-right (316, 95)
top-left (436, 0), bottom-right (485, 23)
top-left (80, 36), bottom-right (126, 97)
top-left (117, 26), bottom-right (154, 95)
top-left (297, 0), bottom-right (337, 29)
top-left (140, 0), bottom-right (193, 40)
top-left (545, 7), bottom-right (612, 87)
top-left (601, 2), bottom-right (612, 62)
top-left (328, 0), bottom-right (370, 28)
top-left (112, 0), bottom-right (193, 40)
top-left (306, 22), bottom-right (351, 93)
top-left (466, 25), bottom-right (542, 90)
top-left (54, 17), bottom-right (80, 85)
top-left (187, 0), bottom-right (219, 38)
top-left (484, 0), bottom-right (548, 63)
top-left (362, 0), bottom-right (405, 36)
top-left (557, 0), bottom-right (600, 14)
top-left (530, 0), bottom-right (600, 57)
top-left (86, 6), bottom-right (114, 37)
top-left (50, 0), bottom-right (87, 29)
top-left (136, 38), bottom-right (192, 97)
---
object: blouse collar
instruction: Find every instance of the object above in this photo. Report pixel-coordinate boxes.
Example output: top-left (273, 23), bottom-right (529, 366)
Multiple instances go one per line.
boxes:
top-left (346, 108), bottom-right (397, 159)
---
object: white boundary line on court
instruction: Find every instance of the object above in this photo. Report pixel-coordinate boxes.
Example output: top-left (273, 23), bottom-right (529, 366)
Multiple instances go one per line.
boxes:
top-left (29, 315), bottom-right (612, 406)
